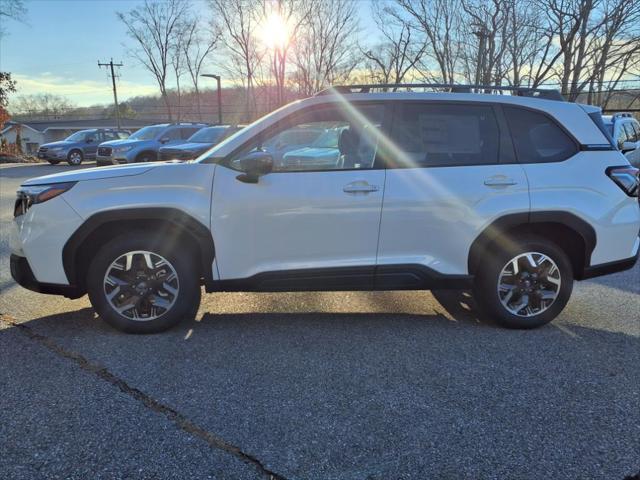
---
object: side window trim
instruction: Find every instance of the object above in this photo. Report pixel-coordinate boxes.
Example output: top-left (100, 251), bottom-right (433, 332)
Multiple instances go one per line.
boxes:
top-left (222, 101), bottom-right (391, 173)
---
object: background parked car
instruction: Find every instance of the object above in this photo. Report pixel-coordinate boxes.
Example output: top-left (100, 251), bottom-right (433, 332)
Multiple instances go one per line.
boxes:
top-left (37, 129), bottom-right (129, 165)
top-left (96, 122), bottom-right (207, 165)
top-left (281, 126), bottom-right (345, 170)
top-left (158, 125), bottom-right (241, 161)
top-left (603, 112), bottom-right (640, 166)
top-left (261, 126), bottom-right (325, 167)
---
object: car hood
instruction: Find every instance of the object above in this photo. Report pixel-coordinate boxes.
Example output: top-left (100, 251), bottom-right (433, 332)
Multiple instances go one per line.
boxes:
top-left (22, 162), bottom-right (168, 186)
top-left (41, 140), bottom-right (75, 148)
top-left (160, 142), bottom-right (212, 152)
top-left (99, 138), bottom-right (143, 147)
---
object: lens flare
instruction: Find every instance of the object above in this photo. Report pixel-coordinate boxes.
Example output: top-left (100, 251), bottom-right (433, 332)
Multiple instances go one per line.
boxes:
top-left (260, 11), bottom-right (289, 50)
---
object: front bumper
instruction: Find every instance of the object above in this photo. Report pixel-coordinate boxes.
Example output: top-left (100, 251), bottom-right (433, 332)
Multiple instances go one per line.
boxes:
top-left (10, 254), bottom-right (83, 298)
top-left (96, 155), bottom-right (127, 166)
top-left (37, 151), bottom-right (66, 161)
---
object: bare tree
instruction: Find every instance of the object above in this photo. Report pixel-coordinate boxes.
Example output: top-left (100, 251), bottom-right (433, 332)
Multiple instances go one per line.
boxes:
top-left (182, 21), bottom-right (221, 121)
top-left (290, 0), bottom-right (359, 96)
top-left (118, 0), bottom-right (190, 121)
top-left (0, 0), bottom-right (27, 36)
top-left (11, 94), bottom-right (75, 118)
top-left (209, 0), bottom-right (264, 119)
top-left (259, 0), bottom-right (314, 106)
top-left (394, 0), bottom-right (464, 83)
top-left (362, 1), bottom-right (428, 87)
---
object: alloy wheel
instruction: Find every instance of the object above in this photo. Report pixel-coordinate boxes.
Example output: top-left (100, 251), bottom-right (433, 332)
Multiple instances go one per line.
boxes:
top-left (69, 151), bottom-right (82, 165)
top-left (103, 250), bottom-right (179, 321)
top-left (497, 252), bottom-right (561, 317)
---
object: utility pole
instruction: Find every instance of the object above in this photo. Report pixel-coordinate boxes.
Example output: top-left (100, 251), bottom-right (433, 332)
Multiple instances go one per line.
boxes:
top-left (98, 59), bottom-right (123, 129)
top-left (201, 74), bottom-right (222, 125)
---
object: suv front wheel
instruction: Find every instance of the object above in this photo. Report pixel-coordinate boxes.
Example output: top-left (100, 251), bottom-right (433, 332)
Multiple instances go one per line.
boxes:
top-left (473, 235), bottom-right (573, 329)
top-left (87, 232), bottom-right (201, 333)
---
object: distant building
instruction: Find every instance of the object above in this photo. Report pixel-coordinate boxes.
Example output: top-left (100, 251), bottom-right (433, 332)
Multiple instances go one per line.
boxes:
top-left (0, 118), bottom-right (153, 154)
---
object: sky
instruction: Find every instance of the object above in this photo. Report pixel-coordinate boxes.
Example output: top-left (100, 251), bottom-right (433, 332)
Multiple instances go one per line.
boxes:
top-left (1, 0), bottom-right (380, 108)
top-left (0, 0), bottom-right (214, 107)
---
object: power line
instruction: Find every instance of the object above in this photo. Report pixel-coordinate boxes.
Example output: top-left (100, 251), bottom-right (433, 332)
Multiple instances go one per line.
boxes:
top-left (98, 59), bottom-right (124, 129)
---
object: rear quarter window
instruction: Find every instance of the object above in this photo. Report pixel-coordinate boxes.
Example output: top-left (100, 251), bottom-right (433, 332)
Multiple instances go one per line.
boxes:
top-left (504, 107), bottom-right (578, 163)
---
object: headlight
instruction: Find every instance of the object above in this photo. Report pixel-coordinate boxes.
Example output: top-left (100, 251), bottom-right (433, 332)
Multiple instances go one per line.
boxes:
top-left (14, 182), bottom-right (77, 217)
top-left (113, 146), bottom-right (133, 153)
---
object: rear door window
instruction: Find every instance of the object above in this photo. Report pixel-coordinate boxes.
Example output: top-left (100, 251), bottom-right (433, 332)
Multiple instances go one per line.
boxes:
top-left (390, 103), bottom-right (500, 167)
top-left (181, 127), bottom-right (201, 139)
top-left (504, 107), bottom-right (577, 163)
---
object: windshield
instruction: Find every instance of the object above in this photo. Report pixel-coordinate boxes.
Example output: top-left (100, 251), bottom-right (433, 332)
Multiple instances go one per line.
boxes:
top-left (129, 125), bottom-right (165, 141)
top-left (66, 130), bottom-right (94, 142)
top-left (188, 126), bottom-right (228, 143)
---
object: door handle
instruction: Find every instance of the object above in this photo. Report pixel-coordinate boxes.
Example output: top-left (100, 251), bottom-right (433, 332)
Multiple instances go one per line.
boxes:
top-left (484, 176), bottom-right (517, 187)
top-left (343, 181), bottom-right (380, 194)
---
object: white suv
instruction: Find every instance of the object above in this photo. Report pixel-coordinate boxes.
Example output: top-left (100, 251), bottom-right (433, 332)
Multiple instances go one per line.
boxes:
top-left (10, 85), bottom-right (640, 333)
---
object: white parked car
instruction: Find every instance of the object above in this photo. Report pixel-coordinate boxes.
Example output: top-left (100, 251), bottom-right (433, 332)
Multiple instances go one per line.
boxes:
top-left (602, 112), bottom-right (640, 167)
top-left (10, 85), bottom-right (640, 333)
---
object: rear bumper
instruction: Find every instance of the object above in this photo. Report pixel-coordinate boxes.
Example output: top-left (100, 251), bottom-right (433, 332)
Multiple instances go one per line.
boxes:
top-left (580, 238), bottom-right (639, 279)
top-left (10, 254), bottom-right (83, 298)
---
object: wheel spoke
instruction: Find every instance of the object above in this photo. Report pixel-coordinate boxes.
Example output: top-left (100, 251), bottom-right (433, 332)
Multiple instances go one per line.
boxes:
top-left (510, 294), bottom-right (529, 314)
top-left (498, 251), bottom-right (561, 318)
top-left (104, 250), bottom-right (179, 322)
top-left (525, 253), bottom-right (538, 268)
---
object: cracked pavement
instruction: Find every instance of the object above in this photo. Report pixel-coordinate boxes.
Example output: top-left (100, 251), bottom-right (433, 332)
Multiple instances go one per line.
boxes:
top-left (1, 163), bottom-right (639, 480)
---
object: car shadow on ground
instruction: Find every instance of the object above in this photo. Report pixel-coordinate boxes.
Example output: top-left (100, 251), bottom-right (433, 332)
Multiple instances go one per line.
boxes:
top-left (3, 296), bottom-right (640, 480)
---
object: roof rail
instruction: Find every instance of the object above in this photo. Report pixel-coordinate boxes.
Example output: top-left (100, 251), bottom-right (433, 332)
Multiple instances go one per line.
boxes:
top-left (169, 122), bottom-right (208, 126)
top-left (611, 112), bottom-right (633, 119)
top-left (315, 83), bottom-right (565, 101)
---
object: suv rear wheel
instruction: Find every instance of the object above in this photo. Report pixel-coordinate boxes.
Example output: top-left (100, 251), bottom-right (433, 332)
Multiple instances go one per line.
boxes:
top-left (473, 235), bottom-right (573, 329)
top-left (67, 149), bottom-right (83, 166)
top-left (86, 232), bottom-right (201, 333)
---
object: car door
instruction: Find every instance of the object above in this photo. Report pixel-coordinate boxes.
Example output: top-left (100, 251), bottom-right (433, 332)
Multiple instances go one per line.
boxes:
top-left (84, 131), bottom-right (99, 158)
top-left (210, 102), bottom-right (389, 288)
top-left (376, 101), bottom-right (530, 284)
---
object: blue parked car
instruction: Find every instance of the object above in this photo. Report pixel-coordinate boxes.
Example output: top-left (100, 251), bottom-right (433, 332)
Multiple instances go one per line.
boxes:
top-left (96, 123), bottom-right (207, 165)
top-left (158, 125), bottom-right (241, 161)
top-left (37, 129), bottom-right (130, 165)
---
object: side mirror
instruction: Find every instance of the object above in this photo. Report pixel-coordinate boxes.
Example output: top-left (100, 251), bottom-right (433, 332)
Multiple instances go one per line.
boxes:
top-left (621, 141), bottom-right (637, 153)
top-left (160, 136), bottom-right (170, 144)
top-left (236, 151), bottom-right (273, 183)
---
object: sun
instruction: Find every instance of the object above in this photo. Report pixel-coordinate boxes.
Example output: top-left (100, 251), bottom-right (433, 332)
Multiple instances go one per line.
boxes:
top-left (259, 11), bottom-right (289, 51)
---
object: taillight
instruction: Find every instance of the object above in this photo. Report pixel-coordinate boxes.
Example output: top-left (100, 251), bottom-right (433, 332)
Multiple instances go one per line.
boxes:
top-left (607, 166), bottom-right (639, 197)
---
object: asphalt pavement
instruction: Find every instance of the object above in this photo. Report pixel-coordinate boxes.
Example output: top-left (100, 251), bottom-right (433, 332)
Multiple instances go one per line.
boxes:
top-left (1, 162), bottom-right (639, 480)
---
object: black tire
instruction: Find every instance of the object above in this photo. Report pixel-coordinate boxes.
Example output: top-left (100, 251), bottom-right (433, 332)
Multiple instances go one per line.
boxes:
top-left (472, 234), bottom-right (573, 329)
top-left (136, 152), bottom-right (156, 163)
top-left (47, 159), bottom-right (61, 165)
top-left (87, 232), bottom-right (201, 333)
top-left (67, 149), bottom-right (84, 166)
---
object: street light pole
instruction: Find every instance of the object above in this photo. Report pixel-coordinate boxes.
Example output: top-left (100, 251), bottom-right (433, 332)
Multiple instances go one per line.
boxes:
top-left (201, 74), bottom-right (222, 125)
